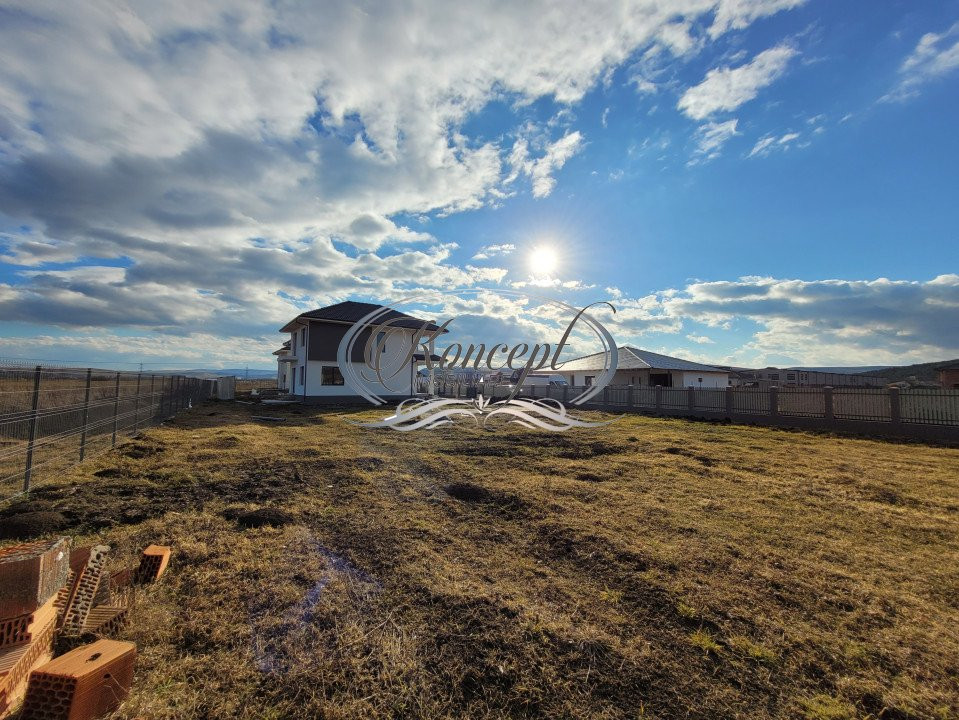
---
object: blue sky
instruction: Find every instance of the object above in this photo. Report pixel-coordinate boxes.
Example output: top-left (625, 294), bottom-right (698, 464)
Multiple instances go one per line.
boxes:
top-left (0, 0), bottom-right (957, 369)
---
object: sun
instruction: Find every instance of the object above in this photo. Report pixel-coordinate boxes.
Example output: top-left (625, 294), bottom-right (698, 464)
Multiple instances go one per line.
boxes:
top-left (529, 245), bottom-right (559, 276)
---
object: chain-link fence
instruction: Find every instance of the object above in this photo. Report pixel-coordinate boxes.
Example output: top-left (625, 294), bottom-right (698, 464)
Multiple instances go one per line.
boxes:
top-left (0, 365), bottom-right (217, 499)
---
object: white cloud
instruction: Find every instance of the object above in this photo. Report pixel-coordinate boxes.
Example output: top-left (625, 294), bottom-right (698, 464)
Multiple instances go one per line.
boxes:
top-left (0, 332), bottom-right (278, 366)
top-left (497, 273), bottom-right (959, 367)
top-left (678, 43), bottom-right (799, 120)
top-left (748, 135), bottom-right (777, 157)
top-left (508, 131), bottom-right (585, 198)
top-left (472, 243), bottom-right (516, 260)
top-left (747, 130), bottom-right (800, 157)
top-left (883, 22), bottom-right (959, 102)
top-left (336, 214), bottom-right (435, 251)
top-left (661, 274), bottom-right (959, 365)
top-left (691, 119), bottom-right (739, 161)
top-left (708, 0), bottom-right (807, 38)
top-left (510, 277), bottom-right (595, 290)
top-left (0, 0), bottom-right (810, 361)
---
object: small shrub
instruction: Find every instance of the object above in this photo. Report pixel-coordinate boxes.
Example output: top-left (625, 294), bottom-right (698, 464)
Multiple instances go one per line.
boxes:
top-left (728, 634), bottom-right (776, 663)
top-left (689, 629), bottom-right (721, 655)
top-left (798, 694), bottom-right (856, 720)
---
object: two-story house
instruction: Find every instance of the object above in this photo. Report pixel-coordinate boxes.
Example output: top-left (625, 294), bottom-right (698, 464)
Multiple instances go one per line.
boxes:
top-left (276, 301), bottom-right (442, 402)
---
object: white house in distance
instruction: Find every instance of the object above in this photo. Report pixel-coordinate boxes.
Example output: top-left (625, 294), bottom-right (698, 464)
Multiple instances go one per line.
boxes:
top-left (276, 301), bottom-right (442, 402)
top-left (556, 346), bottom-right (729, 388)
top-left (273, 340), bottom-right (293, 391)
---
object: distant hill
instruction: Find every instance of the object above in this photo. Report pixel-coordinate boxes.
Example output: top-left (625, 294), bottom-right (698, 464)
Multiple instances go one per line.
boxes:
top-left (856, 359), bottom-right (959, 383)
top-left (177, 368), bottom-right (276, 378)
top-left (788, 365), bottom-right (891, 374)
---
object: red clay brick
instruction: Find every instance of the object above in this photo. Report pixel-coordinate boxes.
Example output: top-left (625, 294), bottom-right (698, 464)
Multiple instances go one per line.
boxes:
top-left (20, 639), bottom-right (136, 720)
top-left (52, 570), bottom-right (76, 627)
top-left (133, 545), bottom-right (170, 584)
top-left (80, 606), bottom-right (128, 638)
top-left (51, 547), bottom-right (92, 629)
top-left (0, 609), bottom-right (56, 718)
top-left (0, 596), bottom-right (58, 650)
top-left (60, 546), bottom-right (109, 637)
top-left (0, 539), bottom-right (70, 618)
top-left (109, 568), bottom-right (131, 590)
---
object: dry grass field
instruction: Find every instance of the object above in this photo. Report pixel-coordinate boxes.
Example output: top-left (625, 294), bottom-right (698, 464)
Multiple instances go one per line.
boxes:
top-left (1, 401), bottom-right (957, 719)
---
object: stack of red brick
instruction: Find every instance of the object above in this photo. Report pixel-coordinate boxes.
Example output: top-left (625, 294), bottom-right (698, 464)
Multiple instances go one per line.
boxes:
top-left (0, 538), bottom-right (170, 719)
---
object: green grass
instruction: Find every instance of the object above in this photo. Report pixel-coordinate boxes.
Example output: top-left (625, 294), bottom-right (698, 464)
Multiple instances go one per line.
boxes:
top-left (2, 400), bottom-right (958, 719)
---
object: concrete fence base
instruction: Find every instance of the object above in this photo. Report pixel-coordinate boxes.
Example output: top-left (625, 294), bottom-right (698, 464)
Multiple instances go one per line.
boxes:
top-left (430, 383), bottom-right (959, 445)
top-left (576, 402), bottom-right (959, 444)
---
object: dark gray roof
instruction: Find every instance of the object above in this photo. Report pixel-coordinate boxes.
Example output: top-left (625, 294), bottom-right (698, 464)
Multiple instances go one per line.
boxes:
top-left (280, 301), bottom-right (441, 332)
top-left (558, 346), bottom-right (726, 373)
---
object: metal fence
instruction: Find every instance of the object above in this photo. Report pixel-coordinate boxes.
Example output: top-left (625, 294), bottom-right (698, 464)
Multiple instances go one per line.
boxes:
top-left (1, 365), bottom-right (217, 499)
top-left (433, 381), bottom-right (959, 440)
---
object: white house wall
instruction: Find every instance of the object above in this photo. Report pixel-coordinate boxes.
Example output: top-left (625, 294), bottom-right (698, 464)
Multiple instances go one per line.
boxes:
top-left (675, 371), bottom-right (728, 388)
top-left (288, 325), bottom-right (417, 397)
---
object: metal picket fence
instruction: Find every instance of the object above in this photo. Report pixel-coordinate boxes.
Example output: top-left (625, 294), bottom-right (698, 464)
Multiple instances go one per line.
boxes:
top-left (0, 365), bottom-right (217, 499)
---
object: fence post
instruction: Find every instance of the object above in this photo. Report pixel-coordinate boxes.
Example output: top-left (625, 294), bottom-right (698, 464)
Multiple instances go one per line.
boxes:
top-left (149, 375), bottom-right (155, 424)
top-left (111, 371), bottom-right (121, 446)
top-left (769, 386), bottom-right (779, 417)
top-left (79, 368), bottom-right (92, 461)
top-left (23, 365), bottom-right (42, 492)
top-left (563, 385), bottom-right (569, 403)
top-left (626, 385), bottom-right (634, 410)
top-left (132, 373), bottom-right (142, 433)
top-left (603, 385), bottom-right (609, 407)
top-left (725, 386), bottom-right (733, 416)
top-left (175, 376), bottom-right (181, 411)
top-left (687, 386), bottom-right (695, 411)
top-left (655, 385), bottom-right (662, 412)
top-left (824, 386), bottom-right (834, 421)
top-left (889, 387), bottom-right (901, 427)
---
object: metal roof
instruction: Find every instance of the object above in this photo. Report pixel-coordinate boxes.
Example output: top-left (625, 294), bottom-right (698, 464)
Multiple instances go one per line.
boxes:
top-left (279, 301), bottom-right (441, 333)
top-left (557, 346), bottom-right (726, 373)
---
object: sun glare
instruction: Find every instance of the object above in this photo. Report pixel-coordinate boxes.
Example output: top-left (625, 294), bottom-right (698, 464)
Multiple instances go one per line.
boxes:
top-left (529, 245), bottom-right (559, 276)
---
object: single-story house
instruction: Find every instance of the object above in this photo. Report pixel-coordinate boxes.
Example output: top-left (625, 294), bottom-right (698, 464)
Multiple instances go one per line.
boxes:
top-left (278, 301), bottom-right (442, 402)
top-left (715, 365), bottom-right (888, 388)
top-left (556, 346), bottom-right (729, 388)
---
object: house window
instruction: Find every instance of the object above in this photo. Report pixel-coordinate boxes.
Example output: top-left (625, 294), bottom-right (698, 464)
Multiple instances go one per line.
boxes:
top-left (291, 333), bottom-right (296, 353)
top-left (300, 327), bottom-right (306, 348)
top-left (299, 366), bottom-right (304, 386)
top-left (376, 331), bottom-right (387, 353)
top-left (322, 366), bottom-right (344, 386)
top-left (769, 373), bottom-right (779, 380)
top-left (584, 375), bottom-right (595, 387)
top-left (787, 373), bottom-right (796, 380)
